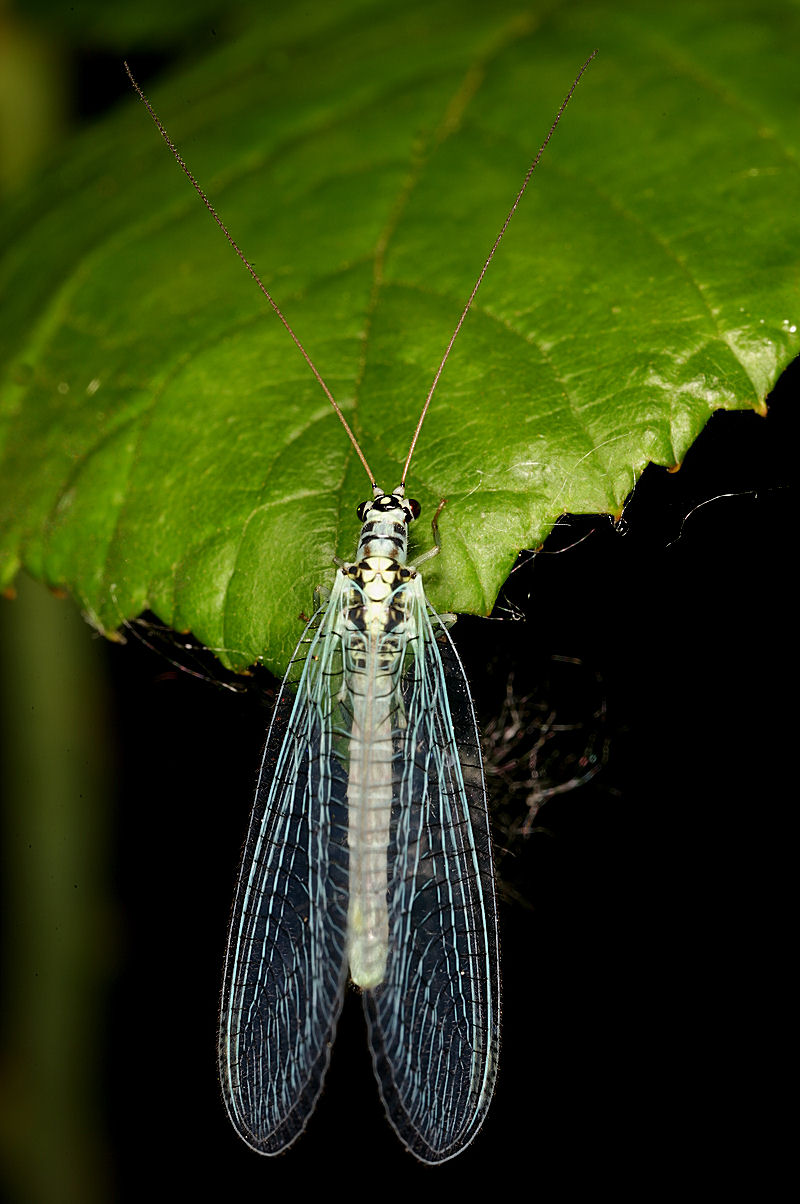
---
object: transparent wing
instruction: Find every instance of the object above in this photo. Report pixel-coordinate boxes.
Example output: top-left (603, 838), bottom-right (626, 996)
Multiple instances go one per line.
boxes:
top-left (218, 578), bottom-right (350, 1154)
top-left (364, 578), bottom-right (500, 1163)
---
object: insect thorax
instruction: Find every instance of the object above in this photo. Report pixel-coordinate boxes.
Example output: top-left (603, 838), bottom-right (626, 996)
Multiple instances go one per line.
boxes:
top-left (342, 555), bottom-right (414, 653)
top-left (339, 489), bottom-right (421, 673)
top-left (342, 483), bottom-right (418, 675)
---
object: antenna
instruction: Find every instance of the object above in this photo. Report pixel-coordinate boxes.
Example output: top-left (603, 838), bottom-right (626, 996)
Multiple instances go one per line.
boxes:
top-left (400, 49), bottom-right (598, 486)
top-left (123, 61), bottom-right (378, 488)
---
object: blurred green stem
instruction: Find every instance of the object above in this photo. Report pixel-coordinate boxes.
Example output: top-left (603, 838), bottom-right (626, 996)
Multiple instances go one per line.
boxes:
top-left (1, 576), bottom-right (112, 1203)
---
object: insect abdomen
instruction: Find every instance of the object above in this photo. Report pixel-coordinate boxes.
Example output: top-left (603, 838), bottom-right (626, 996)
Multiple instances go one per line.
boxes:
top-left (343, 562), bottom-right (410, 988)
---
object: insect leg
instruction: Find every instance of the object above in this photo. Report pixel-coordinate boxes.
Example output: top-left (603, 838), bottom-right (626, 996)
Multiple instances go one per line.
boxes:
top-left (412, 497), bottom-right (447, 568)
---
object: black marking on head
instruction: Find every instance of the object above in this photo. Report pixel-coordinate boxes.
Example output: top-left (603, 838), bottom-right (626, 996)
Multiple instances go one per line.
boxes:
top-left (357, 492), bottom-right (418, 526)
top-left (358, 493), bottom-right (407, 515)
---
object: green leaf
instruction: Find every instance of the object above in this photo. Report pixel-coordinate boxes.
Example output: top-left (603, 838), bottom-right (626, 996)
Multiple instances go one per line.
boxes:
top-left (1, 0), bottom-right (798, 674)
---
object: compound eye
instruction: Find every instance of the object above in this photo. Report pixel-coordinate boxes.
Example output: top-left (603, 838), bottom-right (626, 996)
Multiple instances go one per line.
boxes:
top-left (406, 498), bottom-right (421, 522)
top-left (356, 501), bottom-right (370, 521)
